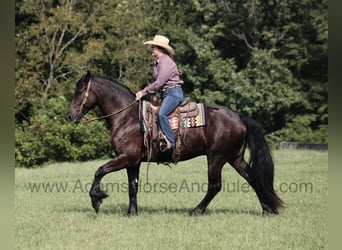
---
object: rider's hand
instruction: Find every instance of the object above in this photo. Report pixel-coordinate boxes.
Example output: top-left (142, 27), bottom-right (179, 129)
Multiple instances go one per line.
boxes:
top-left (135, 91), bottom-right (144, 101)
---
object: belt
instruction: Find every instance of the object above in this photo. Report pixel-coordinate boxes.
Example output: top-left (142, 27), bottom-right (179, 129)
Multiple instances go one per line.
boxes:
top-left (168, 85), bottom-right (181, 89)
top-left (164, 85), bottom-right (181, 92)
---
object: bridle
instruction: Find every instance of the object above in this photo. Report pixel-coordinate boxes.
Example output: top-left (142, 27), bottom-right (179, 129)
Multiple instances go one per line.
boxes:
top-left (77, 78), bottom-right (138, 124)
top-left (78, 79), bottom-right (92, 117)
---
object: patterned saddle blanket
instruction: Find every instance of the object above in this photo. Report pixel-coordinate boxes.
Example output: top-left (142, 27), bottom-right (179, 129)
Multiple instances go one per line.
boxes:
top-left (142, 99), bottom-right (206, 131)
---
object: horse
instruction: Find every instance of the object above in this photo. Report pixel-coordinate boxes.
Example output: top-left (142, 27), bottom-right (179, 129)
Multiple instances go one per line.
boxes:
top-left (66, 71), bottom-right (284, 216)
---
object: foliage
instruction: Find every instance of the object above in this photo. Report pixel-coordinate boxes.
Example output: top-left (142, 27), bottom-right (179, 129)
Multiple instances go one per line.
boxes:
top-left (15, 0), bottom-right (328, 167)
top-left (15, 96), bottom-right (113, 167)
top-left (230, 49), bottom-right (302, 132)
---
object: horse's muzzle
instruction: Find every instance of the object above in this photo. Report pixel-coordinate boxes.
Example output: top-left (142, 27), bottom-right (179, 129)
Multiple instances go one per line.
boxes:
top-left (65, 112), bottom-right (81, 123)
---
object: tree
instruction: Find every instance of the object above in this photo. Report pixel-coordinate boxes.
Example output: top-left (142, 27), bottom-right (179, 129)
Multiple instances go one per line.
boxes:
top-left (15, 0), bottom-right (328, 167)
top-left (15, 0), bottom-right (168, 166)
top-left (15, 0), bottom-right (111, 166)
top-left (182, 0), bottom-right (327, 142)
top-left (16, 0), bottom-right (105, 120)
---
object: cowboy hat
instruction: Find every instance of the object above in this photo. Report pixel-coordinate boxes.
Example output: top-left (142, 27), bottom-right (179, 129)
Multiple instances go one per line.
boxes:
top-left (144, 35), bottom-right (175, 55)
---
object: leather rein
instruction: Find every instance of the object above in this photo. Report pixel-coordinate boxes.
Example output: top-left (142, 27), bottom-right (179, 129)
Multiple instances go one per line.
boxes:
top-left (78, 79), bottom-right (138, 124)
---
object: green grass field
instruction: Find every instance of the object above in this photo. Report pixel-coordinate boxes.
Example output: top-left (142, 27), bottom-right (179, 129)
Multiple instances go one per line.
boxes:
top-left (15, 150), bottom-right (327, 249)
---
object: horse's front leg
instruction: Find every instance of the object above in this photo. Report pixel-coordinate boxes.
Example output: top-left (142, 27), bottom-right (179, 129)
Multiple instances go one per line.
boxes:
top-left (89, 166), bottom-right (108, 213)
top-left (89, 154), bottom-right (138, 213)
top-left (126, 166), bottom-right (140, 216)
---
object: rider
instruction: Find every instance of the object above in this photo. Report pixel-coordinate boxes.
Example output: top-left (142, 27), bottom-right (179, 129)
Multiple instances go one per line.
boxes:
top-left (135, 35), bottom-right (184, 152)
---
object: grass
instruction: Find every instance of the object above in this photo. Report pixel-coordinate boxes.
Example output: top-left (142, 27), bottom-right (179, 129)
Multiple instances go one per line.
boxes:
top-left (15, 150), bottom-right (328, 249)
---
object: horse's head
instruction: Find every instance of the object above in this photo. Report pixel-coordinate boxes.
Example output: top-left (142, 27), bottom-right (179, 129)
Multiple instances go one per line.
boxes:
top-left (66, 71), bottom-right (97, 123)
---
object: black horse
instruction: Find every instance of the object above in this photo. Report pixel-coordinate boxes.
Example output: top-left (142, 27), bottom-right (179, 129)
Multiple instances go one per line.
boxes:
top-left (66, 71), bottom-right (284, 216)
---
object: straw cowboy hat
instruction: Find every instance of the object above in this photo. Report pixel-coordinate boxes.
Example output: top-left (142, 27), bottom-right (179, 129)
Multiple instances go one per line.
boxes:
top-left (144, 35), bottom-right (175, 55)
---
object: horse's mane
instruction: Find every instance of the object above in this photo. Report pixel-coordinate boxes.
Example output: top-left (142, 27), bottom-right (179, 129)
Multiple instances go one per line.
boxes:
top-left (90, 73), bottom-right (136, 96)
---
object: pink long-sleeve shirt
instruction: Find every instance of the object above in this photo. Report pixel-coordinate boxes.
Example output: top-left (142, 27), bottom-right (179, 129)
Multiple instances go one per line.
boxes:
top-left (142, 54), bottom-right (183, 95)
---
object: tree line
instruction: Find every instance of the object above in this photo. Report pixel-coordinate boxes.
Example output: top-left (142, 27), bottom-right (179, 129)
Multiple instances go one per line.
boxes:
top-left (15, 0), bottom-right (328, 167)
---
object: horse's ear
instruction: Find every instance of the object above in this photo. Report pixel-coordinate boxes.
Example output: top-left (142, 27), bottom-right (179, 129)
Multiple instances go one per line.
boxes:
top-left (85, 70), bottom-right (91, 82)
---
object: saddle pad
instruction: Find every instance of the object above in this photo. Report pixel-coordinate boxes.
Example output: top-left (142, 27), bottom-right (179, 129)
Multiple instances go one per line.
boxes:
top-left (142, 101), bottom-right (206, 131)
top-left (169, 103), bottom-right (206, 129)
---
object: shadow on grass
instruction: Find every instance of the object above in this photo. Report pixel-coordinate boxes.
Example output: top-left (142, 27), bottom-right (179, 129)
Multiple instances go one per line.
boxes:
top-left (57, 203), bottom-right (127, 217)
top-left (58, 203), bottom-right (262, 217)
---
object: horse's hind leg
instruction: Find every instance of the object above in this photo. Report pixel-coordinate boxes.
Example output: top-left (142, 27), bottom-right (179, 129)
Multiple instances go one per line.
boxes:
top-left (229, 155), bottom-right (274, 215)
top-left (229, 156), bottom-right (252, 184)
top-left (190, 155), bottom-right (225, 215)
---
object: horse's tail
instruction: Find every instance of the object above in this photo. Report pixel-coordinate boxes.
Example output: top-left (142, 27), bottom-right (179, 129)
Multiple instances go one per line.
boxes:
top-left (239, 113), bottom-right (285, 214)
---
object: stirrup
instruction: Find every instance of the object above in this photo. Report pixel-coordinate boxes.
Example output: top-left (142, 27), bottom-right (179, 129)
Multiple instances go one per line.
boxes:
top-left (159, 133), bottom-right (172, 152)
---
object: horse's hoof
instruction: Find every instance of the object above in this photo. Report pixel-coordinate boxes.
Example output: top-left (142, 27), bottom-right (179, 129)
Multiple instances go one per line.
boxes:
top-left (125, 212), bottom-right (138, 217)
top-left (90, 190), bottom-right (108, 213)
top-left (92, 200), bottom-right (103, 213)
top-left (189, 208), bottom-right (205, 216)
top-left (262, 209), bottom-right (278, 216)
top-left (125, 208), bottom-right (138, 217)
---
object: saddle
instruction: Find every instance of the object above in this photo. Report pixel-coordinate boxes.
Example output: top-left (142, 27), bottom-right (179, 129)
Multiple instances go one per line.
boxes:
top-left (142, 95), bottom-right (206, 164)
top-left (146, 97), bottom-right (199, 120)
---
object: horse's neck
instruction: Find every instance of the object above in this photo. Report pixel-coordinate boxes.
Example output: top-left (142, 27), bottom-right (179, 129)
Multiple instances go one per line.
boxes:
top-left (94, 81), bottom-right (137, 127)
top-left (95, 81), bottom-right (134, 114)
top-left (100, 94), bottom-right (135, 113)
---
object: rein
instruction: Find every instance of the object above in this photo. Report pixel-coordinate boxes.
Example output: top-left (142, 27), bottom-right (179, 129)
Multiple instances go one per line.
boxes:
top-left (82, 101), bottom-right (137, 124)
top-left (78, 78), bottom-right (137, 124)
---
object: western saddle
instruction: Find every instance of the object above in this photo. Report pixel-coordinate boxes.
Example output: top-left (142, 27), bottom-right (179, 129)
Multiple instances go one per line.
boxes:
top-left (142, 94), bottom-right (199, 163)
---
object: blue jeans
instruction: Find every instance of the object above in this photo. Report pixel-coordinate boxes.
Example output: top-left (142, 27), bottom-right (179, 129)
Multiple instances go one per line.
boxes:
top-left (159, 86), bottom-right (184, 149)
